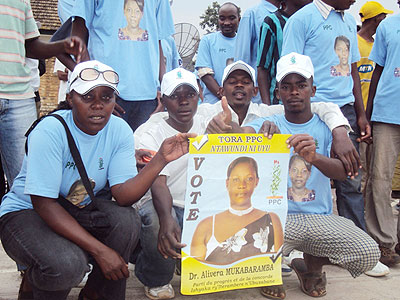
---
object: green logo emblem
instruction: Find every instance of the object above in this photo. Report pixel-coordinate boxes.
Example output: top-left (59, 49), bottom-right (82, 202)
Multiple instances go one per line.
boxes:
top-left (99, 158), bottom-right (104, 170)
top-left (291, 56), bottom-right (296, 64)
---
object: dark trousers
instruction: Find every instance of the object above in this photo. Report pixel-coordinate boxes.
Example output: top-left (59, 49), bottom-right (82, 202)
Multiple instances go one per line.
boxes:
top-left (334, 104), bottom-right (366, 231)
top-left (116, 97), bottom-right (157, 132)
top-left (0, 200), bottom-right (140, 300)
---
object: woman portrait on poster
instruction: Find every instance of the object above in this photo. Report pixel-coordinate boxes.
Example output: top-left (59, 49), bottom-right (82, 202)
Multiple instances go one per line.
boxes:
top-left (118, 0), bottom-right (149, 41)
top-left (287, 154), bottom-right (316, 202)
top-left (191, 157), bottom-right (283, 265)
top-left (330, 35), bottom-right (351, 77)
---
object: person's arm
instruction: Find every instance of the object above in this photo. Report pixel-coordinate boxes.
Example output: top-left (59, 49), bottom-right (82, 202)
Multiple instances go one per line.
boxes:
top-left (190, 217), bottom-right (212, 261)
top-left (269, 212), bottom-right (283, 251)
top-left (111, 133), bottom-right (195, 206)
top-left (351, 62), bottom-right (371, 141)
top-left (366, 64), bottom-right (383, 122)
top-left (32, 196), bottom-right (129, 281)
top-left (151, 175), bottom-right (185, 259)
top-left (25, 36), bottom-right (85, 63)
top-left (287, 134), bottom-right (346, 181)
top-left (310, 101), bottom-right (359, 176)
top-left (201, 74), bottom-right (222, 100)
top-left (257, 67), bottom-right (271, 105)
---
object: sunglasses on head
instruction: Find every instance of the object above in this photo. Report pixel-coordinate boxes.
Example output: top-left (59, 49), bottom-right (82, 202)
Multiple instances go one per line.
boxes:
top-left (70, 68), bottom-right (119, 86)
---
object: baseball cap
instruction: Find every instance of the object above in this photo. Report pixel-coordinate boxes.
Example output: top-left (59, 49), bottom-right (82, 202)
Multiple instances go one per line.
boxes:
top-left (161, 68), bottom-right (199, 96)
top-left (276, 52), bottom-right (314, 82)
top-left (221, 60), bottom-right (256, 84)
top-left (360, 1), bottom-right (393, 22)
top-left (67, 60), bottom-right (119, 95)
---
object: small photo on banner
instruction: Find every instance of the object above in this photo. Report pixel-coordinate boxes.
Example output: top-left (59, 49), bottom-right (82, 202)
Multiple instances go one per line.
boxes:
top-left (181, 134), bottom-right (291, 295)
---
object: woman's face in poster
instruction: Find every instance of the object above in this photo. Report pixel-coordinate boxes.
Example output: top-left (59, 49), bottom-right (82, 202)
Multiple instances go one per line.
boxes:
top-left (289, 158), bottom-right (310, 189)
top-left (226, 162), bottom-right (259, 207)
top-left (335, 39), bottom-right (349, 66)
top-left (124, 0), bottom-right (142, 29)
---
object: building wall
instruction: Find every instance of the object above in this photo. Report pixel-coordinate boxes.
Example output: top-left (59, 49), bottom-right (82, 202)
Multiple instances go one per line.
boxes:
top-left (39, 57), bottom-right (61, 116)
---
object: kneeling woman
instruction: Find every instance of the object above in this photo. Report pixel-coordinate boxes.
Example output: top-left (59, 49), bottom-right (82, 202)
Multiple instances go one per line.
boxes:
top-left (0, 60), bottom-right (193, 300)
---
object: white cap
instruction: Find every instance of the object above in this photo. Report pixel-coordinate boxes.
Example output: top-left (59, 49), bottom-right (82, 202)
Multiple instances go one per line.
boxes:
top-left (221, 60), bottom-right (256, 84)
top-left (276, 52), bottom-right (314, 82)
top-left (67, 60), bottom-right (119, 95)
top-left (161, 68), bottom-right (199, 96)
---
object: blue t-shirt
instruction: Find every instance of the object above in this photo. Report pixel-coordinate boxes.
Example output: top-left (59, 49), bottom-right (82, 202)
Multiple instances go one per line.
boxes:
top-left (0, 110), bottom-right (137, 217)
top-left (73, 0), bottom-right (174, 101)
top-left (369, 14), bottom-right (400, 126)
top-left (234, 0), bottom-right (277, 72)
top-left (58, 0), bottom-right (75, 23)
top-left (247, 114), bottom-right (333, 215)
top-left (161, 36), bottom-right (181, 73)
top-left (282, 3), bottom-right (360, 107)
top-left (196, 31), bottom-right (236, 104)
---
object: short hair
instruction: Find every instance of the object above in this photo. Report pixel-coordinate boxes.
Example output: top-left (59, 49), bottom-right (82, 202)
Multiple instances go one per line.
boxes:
top-left (219, 2), bottom-right (241, 17)
top-left (334, 35), bottom-right (350, 50)
top-left (125, 0), bottom-right (144, 11)
top-left (289, 154), bottom-right (312, 172)
top-left (227, 156), bottom-right (259, 179)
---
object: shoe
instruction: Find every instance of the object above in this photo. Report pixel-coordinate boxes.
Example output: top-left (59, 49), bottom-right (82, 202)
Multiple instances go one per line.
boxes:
top-left (284, 250), bottom-right (304, 266)
top-left (144, 284), bottom-right (175, 300)
top-left (281, 263), bottom-right (292, 277)
top-left (391, 190), bottom-right (400, 199)
top-left (365, 261), bottom-right (390, 277)
top-left (379, 246), bottom-right (400, 266)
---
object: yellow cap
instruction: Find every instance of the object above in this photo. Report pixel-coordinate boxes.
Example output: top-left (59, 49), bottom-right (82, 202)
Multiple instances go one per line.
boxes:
top-left (360, 1), bottom-right (393, 22)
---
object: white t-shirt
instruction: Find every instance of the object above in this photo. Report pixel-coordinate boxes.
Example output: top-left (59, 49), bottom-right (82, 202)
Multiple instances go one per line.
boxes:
top-left (134, 114), bottom-right (208, 207)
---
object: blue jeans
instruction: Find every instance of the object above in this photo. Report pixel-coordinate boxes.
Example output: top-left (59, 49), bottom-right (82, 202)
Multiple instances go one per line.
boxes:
top-left (135, 200), bottom-right (183, 287)
top-left (0, 200), bottom-right (140, 300)
top-left (334, 104), bottom-right (366, 231)
top-left (0, 98), bottom-right (37, 188)
top-left (116, 97), bottom-right (157, 132)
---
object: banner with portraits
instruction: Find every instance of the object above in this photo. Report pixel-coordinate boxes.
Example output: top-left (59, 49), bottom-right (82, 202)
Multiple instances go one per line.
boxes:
top-left (181, 134), bottom-right (291, 295)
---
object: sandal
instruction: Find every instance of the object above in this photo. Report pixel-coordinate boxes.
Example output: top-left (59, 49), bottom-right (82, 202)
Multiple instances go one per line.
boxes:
top-left (292, 258), bottom-right (327, 298)
top-left (260, 284), bottom-right (286, 299)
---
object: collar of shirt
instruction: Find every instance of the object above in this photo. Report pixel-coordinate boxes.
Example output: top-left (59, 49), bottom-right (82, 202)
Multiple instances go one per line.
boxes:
top-left (313, 0), bottom-right (345, 21)
top-left (261, 0), bottom-right (278, 13)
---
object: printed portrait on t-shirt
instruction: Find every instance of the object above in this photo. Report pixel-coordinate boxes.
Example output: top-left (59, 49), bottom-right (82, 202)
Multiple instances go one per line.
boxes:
top-left (394, 67), bottom-right (400, 78)
top-left (118, 0), bottom-right (149, 41)
top-left (65, 178), bottom-right (95, 207)
top-left (287, 154), bottom-right (315, 202)
top-left (330, 35), bottom-right (350, 77)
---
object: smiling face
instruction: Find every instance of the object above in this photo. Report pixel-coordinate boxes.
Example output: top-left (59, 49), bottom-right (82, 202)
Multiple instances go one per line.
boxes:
top-left (162, 85), bottom-right (199, 132)
top-left (222, 70), bottom-right (257, 109)
top-left (226, 161), bottom-right (259, 209)
top-left (289, 157), bottom-right (311, 189)
top-left (124, 0), bottom-right (143, 29)
top-left (218, 3), bottom-right (240, 38)
top-left (335, 39), bottom-right (349, 66)
top-left (67, 86), bottom-right (116, 135)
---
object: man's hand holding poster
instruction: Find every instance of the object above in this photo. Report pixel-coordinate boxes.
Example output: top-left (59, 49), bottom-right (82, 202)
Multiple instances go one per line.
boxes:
top-left (181, 133), bottom-right (290, 295)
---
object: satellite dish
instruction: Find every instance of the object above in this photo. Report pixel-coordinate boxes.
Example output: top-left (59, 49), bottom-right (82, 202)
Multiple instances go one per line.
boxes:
top-left (173, 23), bottom-right (200, 71)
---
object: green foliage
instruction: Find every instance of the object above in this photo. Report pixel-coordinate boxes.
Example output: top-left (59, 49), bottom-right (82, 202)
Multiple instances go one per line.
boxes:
top-left (199, 1), bottom-right (221, 33)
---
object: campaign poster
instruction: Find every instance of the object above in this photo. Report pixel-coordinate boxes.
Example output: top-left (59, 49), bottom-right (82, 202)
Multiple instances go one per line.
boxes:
top-left (181, 134), bottom-right (291, 295)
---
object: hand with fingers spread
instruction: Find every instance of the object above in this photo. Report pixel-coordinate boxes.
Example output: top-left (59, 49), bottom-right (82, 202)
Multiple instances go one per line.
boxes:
top-left (158, 216), bottom-right (186, 259)
top-left (93, 246), bottom-right (130, 281)
top-left (206, 96), bottom-right (233, 133)
top-left (112, 102), bottom-right (126, 117)
top-left (258, 120), bottom-right (281, 139)
top-left (331, 127), bottom-right (361, 178)
top-left (287, 134), bottom-right (317, 164)
top-left (157, 133), bottom-right (197, 164)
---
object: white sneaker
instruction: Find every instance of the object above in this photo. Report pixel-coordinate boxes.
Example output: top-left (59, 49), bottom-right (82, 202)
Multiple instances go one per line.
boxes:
top-left (284, 250), bottom-right (304, 266)
top-left (144, 283), bottom-right (175, 299)
top-left (281, 263), bottom-right (292, 277)
top-left (365, 261), bottom-right (390, 277)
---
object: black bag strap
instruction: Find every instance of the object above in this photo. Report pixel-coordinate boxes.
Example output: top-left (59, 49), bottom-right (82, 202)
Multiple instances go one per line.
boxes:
top-left (25, 114), bottom-right (96, 202)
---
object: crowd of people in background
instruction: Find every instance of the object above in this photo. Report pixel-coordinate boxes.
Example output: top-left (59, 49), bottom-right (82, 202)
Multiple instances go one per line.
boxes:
top-left (0, 0), bottom-right (400, 299)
